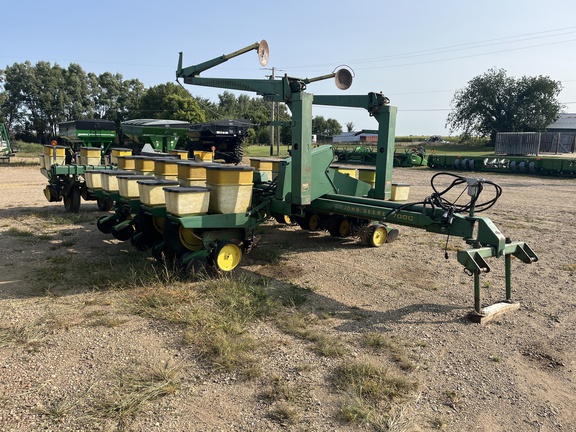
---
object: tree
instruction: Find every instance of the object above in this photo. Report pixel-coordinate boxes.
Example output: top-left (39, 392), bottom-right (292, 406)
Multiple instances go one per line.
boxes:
top-left (446, 68), bottom-right (563, 143)
top-left (312, 115), bottom-right (343, 141)
top-left (346, 121), bottom-right (355, 132)
top-left (136, 82), bottom-right (205, 123)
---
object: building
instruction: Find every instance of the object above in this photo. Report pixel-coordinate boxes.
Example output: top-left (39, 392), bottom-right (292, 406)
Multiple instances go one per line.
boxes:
top-left (332, 130), bottom-right (378, 144)
top-left (547, 113), bottom-right (576, 134)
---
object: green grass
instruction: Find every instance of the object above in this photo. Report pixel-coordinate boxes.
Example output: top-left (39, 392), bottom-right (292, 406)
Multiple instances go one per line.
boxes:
top-left (276, 311), bottom-right (348, 357)
top-left (12, 141), bottom-right (43, 157)
top-left (334, 359), bottom-right (419, 429)
top-left (244, 144), bottom-right (291, 158)
top-left (130, 274), bottom-right (277, 377)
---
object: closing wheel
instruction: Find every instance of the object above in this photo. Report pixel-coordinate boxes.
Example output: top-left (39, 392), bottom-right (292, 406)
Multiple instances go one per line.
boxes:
top-left (97, 215), bottom-right (117, 234)
top-left (97, 196), bottom-right (114, 211)
top-left (362, 224), bottom-right (387, 247)
top-left (112, 222), bottom-right (134, 241)
top-left (64, 187), bottom-right (81, 213)
top-left (183, 254), bottom-right (208, 276)
top-left (212, 242), bottom-right (242, 272)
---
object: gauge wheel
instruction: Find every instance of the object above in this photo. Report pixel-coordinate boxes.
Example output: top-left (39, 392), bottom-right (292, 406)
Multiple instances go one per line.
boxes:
top-left (163, 219), bottom-right (203, 256)
top-left (97, 196), bottom-right (114, 211)
top-left (212, 242), bottom-right (242, 272)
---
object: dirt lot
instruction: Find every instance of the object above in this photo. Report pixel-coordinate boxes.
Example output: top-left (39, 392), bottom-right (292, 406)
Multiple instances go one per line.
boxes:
top-left (0, 162), bottom-right (575, 431)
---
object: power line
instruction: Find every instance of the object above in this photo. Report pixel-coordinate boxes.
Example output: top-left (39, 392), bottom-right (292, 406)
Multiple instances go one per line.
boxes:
top-left (280, 26), bottom-right (576, 71)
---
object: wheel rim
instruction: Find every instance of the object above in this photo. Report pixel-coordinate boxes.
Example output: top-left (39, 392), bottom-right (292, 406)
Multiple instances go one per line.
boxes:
top-left (215, 243), bottom-right (242, 272)
top-left (370, 225), bottom-right (387, 247)
top-left (179, 227), bottom-right (203, 251)
top-left (308, 214), bottom-right (320, 231)
top-left (339, 219), bottom-right (351, 237)
top-left (153, 217), bottom-right (165, 234)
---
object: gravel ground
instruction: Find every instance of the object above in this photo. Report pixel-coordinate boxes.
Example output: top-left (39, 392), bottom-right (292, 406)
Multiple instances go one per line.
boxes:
top-left (0, 162), bottom-right (575, 431)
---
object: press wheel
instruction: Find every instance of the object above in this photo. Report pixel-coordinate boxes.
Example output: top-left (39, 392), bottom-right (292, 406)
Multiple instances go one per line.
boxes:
top-left (361, 224), bottom-right (387, 247)
top-left (212, 242), bottom-right (242, 272)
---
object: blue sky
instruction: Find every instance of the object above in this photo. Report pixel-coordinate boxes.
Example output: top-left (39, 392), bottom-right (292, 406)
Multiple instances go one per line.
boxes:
top-left (3, 0), bottom-right (576, 136)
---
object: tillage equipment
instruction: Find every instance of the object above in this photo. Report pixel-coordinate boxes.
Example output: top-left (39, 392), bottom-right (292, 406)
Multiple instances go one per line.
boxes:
top-left (88, 40), bottom-right (537, 322)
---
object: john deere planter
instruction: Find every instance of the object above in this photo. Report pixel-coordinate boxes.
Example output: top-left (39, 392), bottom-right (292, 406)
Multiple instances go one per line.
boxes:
top-left (79, 40), bottom-right (538, 322)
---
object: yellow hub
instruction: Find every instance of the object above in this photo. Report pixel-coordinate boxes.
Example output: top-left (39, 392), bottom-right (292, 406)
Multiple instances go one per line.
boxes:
top-left (179, 227), bottom-right (203, 251)
top-left (370, 225), bottom-right (387, 247)
top-left (339, 219), bottom-right (351, 237)
top-left (214, 242), bottom-right (242, 272)
top-left (153, 217), bottom-right (165, 234)
top-left (308, 214), bottom-right (320, 231)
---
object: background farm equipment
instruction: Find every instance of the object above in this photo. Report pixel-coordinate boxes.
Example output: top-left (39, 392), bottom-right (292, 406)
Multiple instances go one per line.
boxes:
top-left (186, 119), bottom-right (251, 164)
top-left (0, 123), bottom-right (16, 163)
top-left (120, 119), bottom-right (191, 154)
top-left (40, 119), bottom-right (118, 212)
top-left (427, 154), bottom-right (576, 177)
top-left (334, 144), bottom-right (427, 167)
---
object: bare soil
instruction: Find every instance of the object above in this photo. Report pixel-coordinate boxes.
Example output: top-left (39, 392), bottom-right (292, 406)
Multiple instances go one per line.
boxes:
top-left (0, 162), bottom-right (575, 431)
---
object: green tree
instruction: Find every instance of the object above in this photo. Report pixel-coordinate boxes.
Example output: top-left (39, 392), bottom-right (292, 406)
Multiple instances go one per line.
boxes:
top-left (312, 115), bottom-right (342, 141)
top-left (137, 82), bottom-right (205, 123)
top-left (446, 68), bottom-right (563, 143)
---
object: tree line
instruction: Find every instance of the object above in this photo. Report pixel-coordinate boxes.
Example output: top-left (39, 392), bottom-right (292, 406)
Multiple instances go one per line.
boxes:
top-left (0, 61), bottom-right (343, 145)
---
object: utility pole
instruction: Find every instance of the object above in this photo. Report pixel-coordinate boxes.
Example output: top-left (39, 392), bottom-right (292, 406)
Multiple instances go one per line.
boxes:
top-left (264, 67), bottom-right (283, 156)
top-left (269, 67), bottom-right (274, 156)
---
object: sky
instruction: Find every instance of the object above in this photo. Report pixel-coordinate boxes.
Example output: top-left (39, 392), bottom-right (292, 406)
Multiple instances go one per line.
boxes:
top-left (3, 0), bottom-right (576, 137)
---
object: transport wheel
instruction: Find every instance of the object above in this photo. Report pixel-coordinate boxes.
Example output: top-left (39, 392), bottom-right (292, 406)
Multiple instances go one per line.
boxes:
top-left (97, 215), bottom-right (116, 234)
top-left (63, 187), bottom-right (81, 213)
top-left (362, 224), bottom-right (387, 247)
top-left (112, 223), bottom-right (134, 242)
top-left (97, 196), bottom-right (114, 211)
top-left (327, 216), bottom-right (351, 237)
top-left (212, 242), bottom-right (242, 272)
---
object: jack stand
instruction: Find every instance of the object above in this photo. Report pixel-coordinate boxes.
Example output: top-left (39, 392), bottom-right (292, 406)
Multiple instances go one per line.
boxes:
top-left (468, 254), bottom-right (520, 324)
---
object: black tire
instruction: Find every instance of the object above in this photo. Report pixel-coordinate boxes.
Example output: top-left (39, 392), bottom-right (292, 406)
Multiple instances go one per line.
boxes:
top-left (97, 215), bottom-right (117, 234)
top-left (134, 209), bottom-right (163, 250)
top-left (64, 187), bottom-right (81, 213)
top-left (96, 196), bottom-right (114, 211)
top-left (112, 223), bottom-right (134, 242)
top-left (295, 212), bottom-right (322, 231)
top-left (327, 216), bottom-right (351, 237)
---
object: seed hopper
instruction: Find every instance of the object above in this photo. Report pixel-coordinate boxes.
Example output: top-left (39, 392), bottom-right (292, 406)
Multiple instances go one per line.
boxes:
top-left (91, 40), bottom-right (537, 322)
